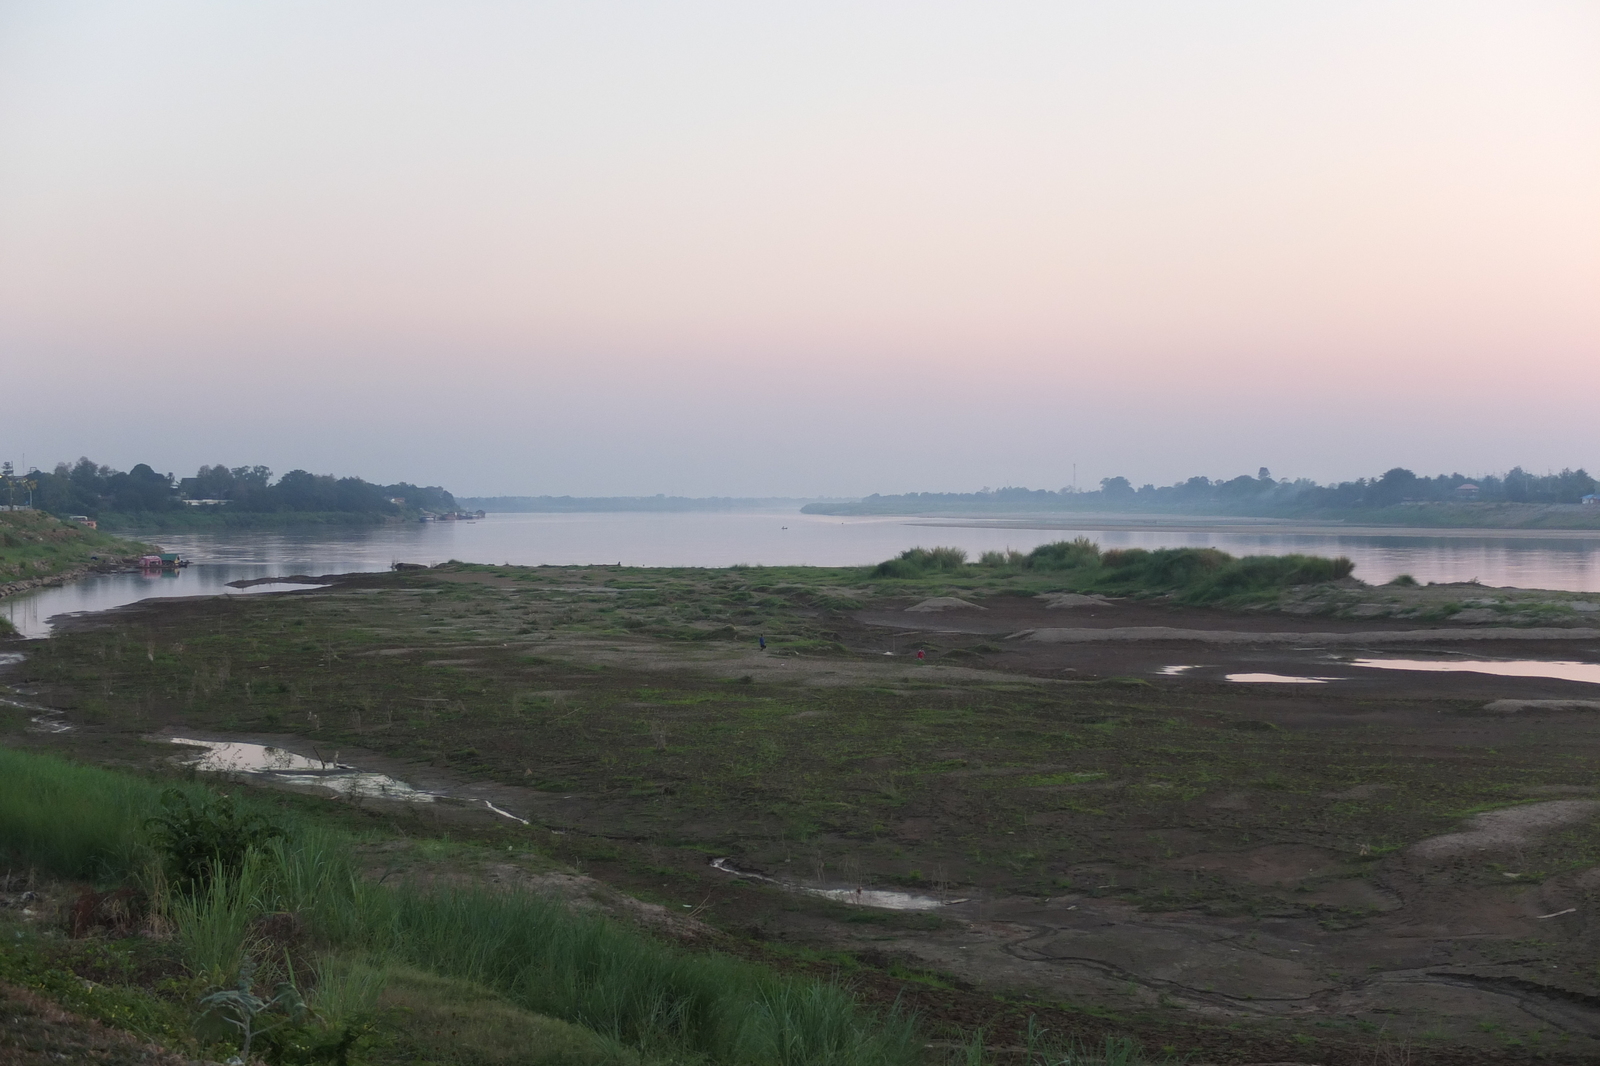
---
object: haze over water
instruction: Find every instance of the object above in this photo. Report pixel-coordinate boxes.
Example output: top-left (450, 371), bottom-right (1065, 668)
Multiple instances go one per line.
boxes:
top-left (3, 3), bottom-right (1596, 495)
top-left (7, 513), bottom-right (1600, 638)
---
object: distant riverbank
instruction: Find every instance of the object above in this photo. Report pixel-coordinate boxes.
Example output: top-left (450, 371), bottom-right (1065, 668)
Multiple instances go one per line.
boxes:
top-left (910, 512), bottom-right (1600, 540)
top-left (95, 509), bottom-right (418, 533)
top-left (805, 501), bottom-right (1600, 531)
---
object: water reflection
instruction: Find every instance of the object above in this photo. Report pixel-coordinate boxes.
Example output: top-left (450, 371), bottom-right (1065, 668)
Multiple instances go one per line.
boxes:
top-left (709, 858), bottom-right (962, 910)
top-left (1350, 658), bottom-right (1600, 685)
top-left (1225, 673), bottom-right (1335, 684)
top-left (167, 737), bottom-right (434, 801)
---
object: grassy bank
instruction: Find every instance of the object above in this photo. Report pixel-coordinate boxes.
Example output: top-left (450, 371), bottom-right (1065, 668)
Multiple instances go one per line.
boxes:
top-left (0, 510), bottom-right (152, 591)
top-left (0, 746), bottom-right (929, 1066)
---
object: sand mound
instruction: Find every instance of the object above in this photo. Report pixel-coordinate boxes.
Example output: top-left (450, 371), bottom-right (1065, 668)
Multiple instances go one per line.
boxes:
top-left (905, 597), bottom-right (985, 613)
top-left (1036, 593), bottom-right (1112, 609)
top-left (1409, 800), bottom-right (1600, 859)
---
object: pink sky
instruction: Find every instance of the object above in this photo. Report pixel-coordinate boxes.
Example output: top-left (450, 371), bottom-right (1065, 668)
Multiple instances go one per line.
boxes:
top-left (2, 1), bottom-right (1597, 496)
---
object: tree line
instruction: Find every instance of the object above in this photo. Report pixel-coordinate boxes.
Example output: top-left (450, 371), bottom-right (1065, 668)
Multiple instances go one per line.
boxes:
top-left (805, 466), bottom-right (1600, 515)
top-left (9, 458), bottom-right (457, 518)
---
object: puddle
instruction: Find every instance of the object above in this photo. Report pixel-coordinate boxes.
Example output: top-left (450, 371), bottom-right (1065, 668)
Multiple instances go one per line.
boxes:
top-left (709, 858), bottom-right (964, 911)
top-left (166, 738), bottom-right (435, 801)
top-left (0, 652), bottom-right (25, 668)
top-left (1158, 665), bottom-right (1199, 675)
top-left (226, 581), bottom-right (331, 595)
top-left (1350, 658), bottom-right (1600, 685)
top-left (1, 685), bottom-right (72, 733)
top-left (482, 800), bottom-right (531, 825)
top-left (1225, 673), bottom-right (1337, 684)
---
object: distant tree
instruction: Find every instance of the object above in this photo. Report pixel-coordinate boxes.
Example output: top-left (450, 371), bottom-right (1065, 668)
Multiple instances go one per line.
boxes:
top-left (1099, 476), bottom-right (1134, 500)
top-left (109, 464), bottom-right (177, 513)
top-left (1502, 466), bottom-right (1533, 503)
top-left (1368, 467), bottom-right (1420, 507)
top-left (1217, 474), bottom-right (1264, 499)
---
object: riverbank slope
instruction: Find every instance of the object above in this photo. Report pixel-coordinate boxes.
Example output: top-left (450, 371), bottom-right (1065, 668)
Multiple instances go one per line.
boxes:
top-left (0, 512), bottom-right (154, 633)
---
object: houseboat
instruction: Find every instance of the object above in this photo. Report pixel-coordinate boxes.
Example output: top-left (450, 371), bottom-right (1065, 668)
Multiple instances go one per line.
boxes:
top-left (138, 552), bottom-right (188, 570)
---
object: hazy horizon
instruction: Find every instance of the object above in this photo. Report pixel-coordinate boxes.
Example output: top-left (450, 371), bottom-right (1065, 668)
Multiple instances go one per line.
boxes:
top-left (3, 2), bottom-right (1597, 498)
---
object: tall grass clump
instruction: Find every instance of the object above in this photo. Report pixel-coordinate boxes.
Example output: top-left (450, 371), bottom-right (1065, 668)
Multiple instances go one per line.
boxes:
top-left (171, 855), bottom-right (272, 987)
top-left (0, 747), bottom-right (166, 878)
top-left (380, 885), bottom-right (919, 1066)
top-left (1086, 547), bottom-right (1354, 604)
top-left (977, 549), bottom-right (1027, 568)
top-left (1025, 537), bottom-right (1101, 571)
top-left (976, 539), bottom-right (1100, 572)
top-left (871, 546), bottom-right (968, 578)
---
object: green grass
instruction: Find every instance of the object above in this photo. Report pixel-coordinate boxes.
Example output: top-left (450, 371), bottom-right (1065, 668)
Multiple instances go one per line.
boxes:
top-left (372, 964), bottom-right (644, 1066)
top-left (0, 747), bottom-right (170, 878)
top-left (0, 510), bottom-right (151, 583)
top-left (0, 746), bottom-right (922, 1066)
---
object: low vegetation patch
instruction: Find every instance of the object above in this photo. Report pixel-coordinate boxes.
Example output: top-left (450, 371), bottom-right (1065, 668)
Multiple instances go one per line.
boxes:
top-left (878, 539), bottom-right (1354, 604)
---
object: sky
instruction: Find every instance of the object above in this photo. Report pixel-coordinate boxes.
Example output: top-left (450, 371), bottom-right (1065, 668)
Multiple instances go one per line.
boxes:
top-left (1, 1), bottom-right (1597, 498)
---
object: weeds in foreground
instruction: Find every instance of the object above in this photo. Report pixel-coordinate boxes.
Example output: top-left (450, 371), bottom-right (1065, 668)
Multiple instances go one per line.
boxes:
top-left (0, 747), bottom-right (930, 1066)
top-left (170, 855), bottom-right (269, 988)
top-left (147, 787), bottom-right (285, 890)
top-left (195, 957), bottom-right (311, 1063)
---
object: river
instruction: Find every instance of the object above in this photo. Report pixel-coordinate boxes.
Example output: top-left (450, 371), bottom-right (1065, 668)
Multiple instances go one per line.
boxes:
top-left (7, 511), bottom-right (1600, 638)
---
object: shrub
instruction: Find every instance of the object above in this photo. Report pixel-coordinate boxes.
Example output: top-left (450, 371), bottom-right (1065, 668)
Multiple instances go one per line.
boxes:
top-left (1078, 548), bottom-right (1354, 604)
top-left (871, 546), bottom-right (968, 578)
top-left (1099, 548), bottom-right (1149, 570)
top-left (146, 788), bottom-right (285, 891)
top-left (1387, 573), bottom-right (1419, 587)
top-left (1026, 538), bottom-right (1100, 570)
top-left (1173, 553), bottom-right (1353, 603)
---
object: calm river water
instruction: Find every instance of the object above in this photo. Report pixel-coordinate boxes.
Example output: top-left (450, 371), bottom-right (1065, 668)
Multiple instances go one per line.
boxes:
top-left (7, 511), bottom-right (1600, 638)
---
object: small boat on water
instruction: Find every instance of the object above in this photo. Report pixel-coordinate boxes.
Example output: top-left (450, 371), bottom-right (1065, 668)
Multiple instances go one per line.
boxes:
top-left (138, 552), bottom-right (188, 570)
top-left (418, 510), bottom-right (487, 523)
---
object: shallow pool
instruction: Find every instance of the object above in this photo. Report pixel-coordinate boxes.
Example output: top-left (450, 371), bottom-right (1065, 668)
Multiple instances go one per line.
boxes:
top-left (1350, 658), bottom-right (1600, 685)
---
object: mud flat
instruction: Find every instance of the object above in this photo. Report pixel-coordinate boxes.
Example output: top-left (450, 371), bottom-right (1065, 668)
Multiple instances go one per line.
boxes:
top-left (8, 562), bottom-right (1600, 1062)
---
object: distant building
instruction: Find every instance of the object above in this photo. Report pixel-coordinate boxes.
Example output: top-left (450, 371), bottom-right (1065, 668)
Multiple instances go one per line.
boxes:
top-left (389, 497), bottom-right (406, 505)
top-left (69, 515), bottom-right (97, 529)
top-left (182, 499), bottom-right (229, 507)
top-left (1583, 494), bottom-right (1600, 506)
top-left (1453, 483), bottom-right (1480, 500)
